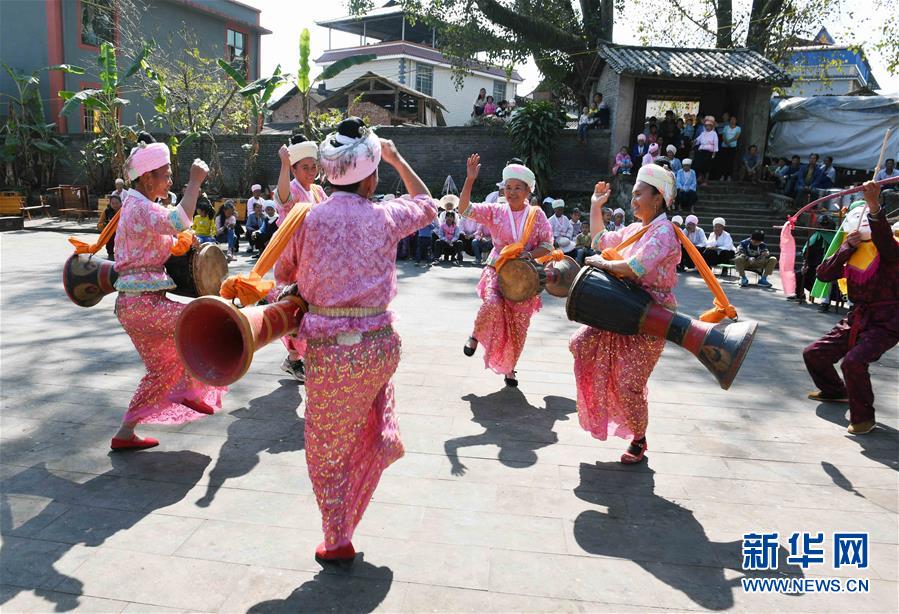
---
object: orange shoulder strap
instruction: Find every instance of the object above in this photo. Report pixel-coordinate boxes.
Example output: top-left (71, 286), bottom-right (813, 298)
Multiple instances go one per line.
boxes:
top-left (495, 206), bottom-right (542, 272)
top-left (672, 224), bottom-right (738, 322)
top-left (219, 202), bottom-right (312, 306)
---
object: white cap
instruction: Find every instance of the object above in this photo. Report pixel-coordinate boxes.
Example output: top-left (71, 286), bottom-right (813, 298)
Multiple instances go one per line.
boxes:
top-left (671, 215), bottom-right (684, 225)
top-left (251, 184), bottom-right (261, 192)
top-left (613, 208), bottom-right (625, 217)
top-left (713, 217), bottom-right (726, 227)
top-left (666, 144), bottom-right (677, 155)
top-left (682, 158), bottom-right (692, 166)
top-left (553, 199), bottom-right (565, 209)
top-left (542, 196), bottom-right (554, 204)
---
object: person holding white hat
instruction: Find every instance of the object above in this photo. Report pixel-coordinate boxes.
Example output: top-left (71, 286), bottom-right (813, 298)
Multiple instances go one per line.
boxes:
top-left (675, 158), bottom-right (697, 213)
top-left (458, 153), bottom-right (554, 387)
top-left (703, 216), bottom-right (735, 267)
top-left (571, 164), bottom-right (681, 464)
top-left (273, 134), bottom-right (329, 381)
top-left (276, 117), bottom-right (438, 564)
top-left (549, 199), bottom-right (577, 254)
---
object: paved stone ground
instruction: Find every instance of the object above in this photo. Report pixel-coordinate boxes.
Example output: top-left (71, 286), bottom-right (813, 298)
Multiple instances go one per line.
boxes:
top-left (1, 229), bottom-right (896, 613)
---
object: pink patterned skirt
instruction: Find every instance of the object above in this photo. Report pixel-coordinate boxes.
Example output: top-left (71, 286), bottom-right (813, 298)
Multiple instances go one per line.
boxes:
top-left (569, 325), bottom-right (665, 441)
top-left (116, 293), bottom-right (226, 425)
top-left (304, 327), bottom-right (404, 548)
top-left (472, 266), bottom-right (542, 375)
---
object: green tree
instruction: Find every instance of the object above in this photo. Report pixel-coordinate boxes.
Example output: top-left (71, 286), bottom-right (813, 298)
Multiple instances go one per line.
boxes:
top-left (348, 0), bottom-right (615, 103)
top-left (507, 100), bottom-right (566, 198)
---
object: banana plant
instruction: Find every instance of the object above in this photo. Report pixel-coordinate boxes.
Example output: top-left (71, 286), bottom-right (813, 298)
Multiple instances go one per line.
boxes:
top-left (58, 41), bottom-right (153, 181)
top-left (0, 62), bottom-right (84, 193)
top-left (295, 28), bottom-right (375, 139)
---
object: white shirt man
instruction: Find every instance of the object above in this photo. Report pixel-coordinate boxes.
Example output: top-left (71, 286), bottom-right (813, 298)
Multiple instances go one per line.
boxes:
top-left (247, 183), bottom-right (265, 212)
top-left (549, 199), bottom-right (576, 253)
top-left (705, 218), bottom-right (735, 251)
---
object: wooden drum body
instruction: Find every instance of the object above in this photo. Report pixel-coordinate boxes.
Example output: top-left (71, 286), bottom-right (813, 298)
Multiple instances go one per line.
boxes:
top-left (566, 267), bottom-right (757, 390)
top-left (498, 255), bottom-right (581, 302)
top-left (165, 243), bottom-right (228, 298)
top-left (63, 254), bottom-right (118, 307)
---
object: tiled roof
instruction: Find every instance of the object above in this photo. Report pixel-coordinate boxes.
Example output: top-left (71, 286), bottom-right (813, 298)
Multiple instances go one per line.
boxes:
top-left (316, 41), bottom-right (524, 82)
top-left (598, 43), bottom-right (792, 86)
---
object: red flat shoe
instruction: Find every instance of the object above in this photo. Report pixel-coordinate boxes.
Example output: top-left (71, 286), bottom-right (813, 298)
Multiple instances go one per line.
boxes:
top-left (620, 438), bottom-right (647, 464)
top-left (315, 541), bottom-right (355, 564)
top-left (110, 435), bottom-right (159, 451)
top-left (181, 398), bottom-right (214, 415)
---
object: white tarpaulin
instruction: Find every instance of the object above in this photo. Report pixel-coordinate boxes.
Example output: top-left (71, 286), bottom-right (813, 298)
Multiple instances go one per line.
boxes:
top-left (768, 96), bottom-right (899, 170)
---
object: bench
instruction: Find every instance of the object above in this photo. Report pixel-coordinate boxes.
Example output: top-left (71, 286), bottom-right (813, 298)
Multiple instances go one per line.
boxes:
top-left (718, 264), bottom-right (735, 278)
top-left (20, 195), bottom-right (51, 220)
top-left (0, 194), bottom-right (25, 217)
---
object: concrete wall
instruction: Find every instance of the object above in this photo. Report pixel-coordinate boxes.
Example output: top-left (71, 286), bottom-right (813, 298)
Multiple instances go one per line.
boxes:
top-left (56, 126), bottom-right (611, 198)
top-left (0, 1), bottom-right (50, 120)
top-left (318, 56), bottom-right (518, 127)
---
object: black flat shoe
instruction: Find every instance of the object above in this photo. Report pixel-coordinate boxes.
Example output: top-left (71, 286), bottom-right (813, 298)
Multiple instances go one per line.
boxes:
top-left (504, 372), bottom-right (518, 387)
top-left (463, 336), bottom-right (478, 357)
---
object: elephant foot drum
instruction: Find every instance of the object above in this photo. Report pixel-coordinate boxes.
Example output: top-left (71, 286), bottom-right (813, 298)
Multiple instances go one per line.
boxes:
top-left (63, 254), bottom-right (118, 307)
top-left (566, 267), bottom-right (757, 390)
top-left (165, 243), bottom-right (228, 298)
top-left (498, 255), bottom-right (581, 302)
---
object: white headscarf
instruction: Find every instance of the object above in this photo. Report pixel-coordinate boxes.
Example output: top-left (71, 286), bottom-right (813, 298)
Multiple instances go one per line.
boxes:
top-left (671, 215), bottom-right (684, 226)
top-left (636, 163), bottom-right (676, 206)
top-left (502, 164), bottom-right (536, 192)
top-left (288, 141), bottom-right (318, 166)
top-left (319, 126), bottom-right (381, 185)
top-left (713, 217), bottom-right (726, 227)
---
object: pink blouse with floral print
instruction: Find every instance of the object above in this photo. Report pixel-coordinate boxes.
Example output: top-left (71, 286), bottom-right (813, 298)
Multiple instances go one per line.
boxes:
top-left (274, 179), bottom-right (326, 222)
top-left (113, 189), bottom-right (191, 293)
top-left (465, 203), bottom-right (554, 266)
top-left (280, 191), bottom-right (437, 339)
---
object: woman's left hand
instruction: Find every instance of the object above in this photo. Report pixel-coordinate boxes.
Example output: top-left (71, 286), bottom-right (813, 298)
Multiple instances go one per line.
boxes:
top-left (584, 254), bottom-right (606, 269)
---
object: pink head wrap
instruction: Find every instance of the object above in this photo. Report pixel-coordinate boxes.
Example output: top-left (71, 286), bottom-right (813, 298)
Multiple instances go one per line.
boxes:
top-left (648, 143), bottom-right (660, 155)
top-left (125, 142), bottom-right (170, 181)
top-left (685, 214), bottom-right (699, 225)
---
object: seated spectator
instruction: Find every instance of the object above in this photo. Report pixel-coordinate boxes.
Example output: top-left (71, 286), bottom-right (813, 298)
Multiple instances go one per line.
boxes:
top-left (483, 95), bottom-right (497, 115)
top-left (611, 208), bottom-right (626, 231)
top-left (613, 147), bottom-right (633, 176)
top-left (770, 157), bottom-right (789, 188)
top-left (665, 145), bottom-right (682, 172)
top-left (642, 142), bottom-right (660, 167)
top-left (472, 223), bottom-right (493, 266)
top-left (436, 211), bottom-right (463, 264)
top-left (574, 221), bottom-right (593, 265)
top-left (247, 183), bottom-right (265, 212)
top-left (632, 133), bottom-right (648, 173)
top-left (577, 106), bottom-right (590, 144)
top-left (255, 203), bottom-right (279, 253)
top-left (494, 100), bottom-right (510, 118)
top-left (602, 207), bottom-right (614, 231)
top-left (245, 200), bottom-right (266, 253)
top-left (739, 145), bottom-right (762, 184)
top-left (735, 230), bottom-right (776, 288)
top-left (589, 93), bottom-right (610, 128)
top-left (97, 193), bottom-right (122, 260)
top-left (415, 217), bottom-right (437, 266)
top-left (192, 198), bottom-right (217, 244)
top-left (675, 159), bottom-right (697, 213)
top-left (570, 208), bottom-right (583, 229)
top-left (782, 155), bottom-right (803, 196)
top-left (215, 200), bottom-right (243, 261)
top-left (794, 153), bottom-right (823, 203)
top-left (703, 217), bottom-right (735, 268)
top-left (670, 214), bottom-right (683, 229)
top-left (811, 155), bottom-right (836, 198)
top-left (438, 194), bottom-right (459, 224)
top-left (111, 178), bottom-right (126, 201)
top-left (682, 214), bottom-right (706, 270)
top-left (875, 158), bottom-right (899, 185)
top-left (549, 199), bottom-right (577, 254)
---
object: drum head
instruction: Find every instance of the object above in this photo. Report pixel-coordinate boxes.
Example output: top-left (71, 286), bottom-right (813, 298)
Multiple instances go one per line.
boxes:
top-left (498, 259), bottom-right (542, 302)
top-left (191, 243), bottom-right (229, 296)
top-left (545, 256), bottom-right (581, 297)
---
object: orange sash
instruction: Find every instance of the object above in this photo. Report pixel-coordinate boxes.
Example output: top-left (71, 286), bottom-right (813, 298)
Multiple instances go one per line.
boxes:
top-left (599, 222), bottom-right (738, 323)
top-left (68, 209), bottom-right (194, 257)
top-left (494, 206), bottom-right (543, 272)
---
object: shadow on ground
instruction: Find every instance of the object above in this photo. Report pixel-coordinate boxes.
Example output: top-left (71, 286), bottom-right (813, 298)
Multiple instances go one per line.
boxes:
top-left (444, 392), bottom-right (575, 475)
top-left (573, 461), bottom-right (803, 610)
top-left (248, 558), bottom-right (393, 613)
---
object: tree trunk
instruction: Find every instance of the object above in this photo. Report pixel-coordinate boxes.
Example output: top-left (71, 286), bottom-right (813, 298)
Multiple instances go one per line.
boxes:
top-left (746, 0), bottom-right (783, 52)
top-left (715, 0), bottom-right (734, 48)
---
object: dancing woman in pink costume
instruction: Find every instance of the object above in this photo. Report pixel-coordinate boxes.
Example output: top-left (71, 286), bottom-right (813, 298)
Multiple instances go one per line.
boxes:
top-left (570, 164), bottom-right (680, 464)
top-left (277, 118), bottom-right (437, 564)
top-left (110, 135), bottom-right (225, 451)
top-left (457, 154), bottom-right (553, 387)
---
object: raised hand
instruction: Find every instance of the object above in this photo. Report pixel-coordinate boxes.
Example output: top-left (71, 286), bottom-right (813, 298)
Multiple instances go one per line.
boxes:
top-left (278, 145), bottom-right (291, 166)
top-left (592, 181), bottom-right (611, 207)
top-left (862, 180), bottom-right (881, 214)
top-left (379, 139), bottom-right (401, 166)
top-left (466, 153), bottom-right (481, 180)
top-left (189, 159), bottom-right (209, 185)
